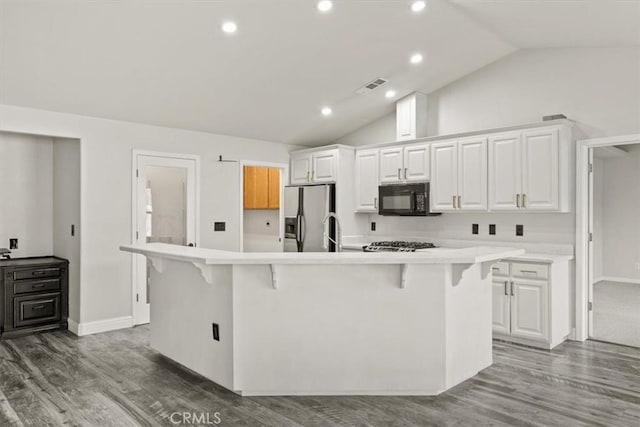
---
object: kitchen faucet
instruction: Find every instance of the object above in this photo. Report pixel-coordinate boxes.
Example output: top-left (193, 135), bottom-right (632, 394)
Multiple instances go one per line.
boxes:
top-left (322, 213), bottom-right (342, 252)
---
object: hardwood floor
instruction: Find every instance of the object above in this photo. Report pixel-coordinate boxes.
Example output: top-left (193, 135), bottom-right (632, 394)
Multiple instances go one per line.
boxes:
top-left (0, 326), bottom-right (639, 426)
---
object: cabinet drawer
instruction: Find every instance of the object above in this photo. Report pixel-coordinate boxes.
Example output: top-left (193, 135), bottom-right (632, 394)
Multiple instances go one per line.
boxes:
top-left (491, 262), bottom-right (510, 277)
top-left (13, 278), bottom-right (61, 295)
top-left (14, 293), bottom-right (61, 328)
top-left (13, 267), bottom-right (61, 281)
top-left (511, 263), bottom-right (548, 280)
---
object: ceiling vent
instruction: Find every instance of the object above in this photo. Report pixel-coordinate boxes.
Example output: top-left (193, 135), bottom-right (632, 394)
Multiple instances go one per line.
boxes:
top-left (356, 77), bottom-right (388, 94)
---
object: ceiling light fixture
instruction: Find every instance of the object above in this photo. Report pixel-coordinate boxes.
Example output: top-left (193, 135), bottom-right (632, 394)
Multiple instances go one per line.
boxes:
top-left (385, 90), bottom-right (397, 99)
top-left (411, 1), bottom-right (426, 12)
top-left (317, 1), bottom-right (333, 13)
top-left (221, 21), bottom-right (238, 34)
top-left (321, 107), bottom-right (333, 116)
top-left (410, 53), bottom-right (423, 64)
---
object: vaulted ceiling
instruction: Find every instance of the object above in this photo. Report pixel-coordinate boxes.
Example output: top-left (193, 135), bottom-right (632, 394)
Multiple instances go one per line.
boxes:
top-left (1, 1), bottom-right (638, 146)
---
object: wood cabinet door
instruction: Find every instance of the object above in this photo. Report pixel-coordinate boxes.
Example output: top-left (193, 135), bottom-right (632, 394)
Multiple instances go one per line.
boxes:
top-left (488, 132), bottom-right (522, 211)
top-left (510, 280), bottom-right (548, 342)
top-left (492, 279), bottom-right (510, 335)
top-left (268, 168), bottom-right (280, 209)
top-left (430, 140), bottom-right (458, 211)
top-left (355, 149), bottom-right (379, 212)
top-left (290, 154), bottom-right (311, 185)
top-left (379, 147), bottom-right (404, 183)
top-left (244, 166), bottom-right (269, 209)
top-left (458, 137), bottom-right (487, 211)
top-left (521, 128), bottom-right (559, 211)
top-left (312, 150), bottom-right (337, 183)
top-left (403, 144), bottom-right (430, 182)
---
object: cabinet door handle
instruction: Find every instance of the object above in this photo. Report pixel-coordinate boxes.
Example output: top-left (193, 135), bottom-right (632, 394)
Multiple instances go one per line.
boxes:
top-left (457, 195), bottom-right (462, 209)
top-left (404, 168), bottom-right (408, 180)
top-left (522, 193), bottom-right (527, 208)
top-left (397, 168), bottom-right (401, 180)
top-left (306, 171), bottom-right (310, 182)
top-left (516, 193), bottom-right (521, 208)
top-left (311, 170), bottom-right (315, 181)
top-left (374, 197), bottom-right (378, 209)
top-left (452, 195), bottom-right (457, 209)
top-left (504, 281), bottom-right (509, 296)
top-left (511, 282), bottom-right (515, 296)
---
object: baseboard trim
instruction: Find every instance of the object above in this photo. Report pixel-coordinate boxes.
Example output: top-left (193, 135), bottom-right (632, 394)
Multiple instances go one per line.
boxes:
top-left (75, 316), bottom-right (134, 336)
top-left (598, 276), bottom-right (640, 285)
top-left (68, 319), bottom-right (80, 336)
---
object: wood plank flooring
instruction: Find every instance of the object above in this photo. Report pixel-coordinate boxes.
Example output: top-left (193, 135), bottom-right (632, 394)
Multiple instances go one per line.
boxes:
top-left (0, 326), bottom-right (638, 426)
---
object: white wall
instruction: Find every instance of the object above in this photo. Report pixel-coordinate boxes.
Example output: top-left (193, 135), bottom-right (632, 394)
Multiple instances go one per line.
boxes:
top-left (0, 132), bottom-right (54, 257)
top-left (243, 209), bottom-right (280, 252)
top-left (53, 138), bottom-right (81, 322)
top-left (601, 144), bottom-right (640, 281)
top-left (0, 104), bottom-right (295, 328)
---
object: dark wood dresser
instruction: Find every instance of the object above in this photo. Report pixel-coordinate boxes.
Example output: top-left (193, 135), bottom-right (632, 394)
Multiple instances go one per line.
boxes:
top-left (0, 257), bottom-right (69, 339)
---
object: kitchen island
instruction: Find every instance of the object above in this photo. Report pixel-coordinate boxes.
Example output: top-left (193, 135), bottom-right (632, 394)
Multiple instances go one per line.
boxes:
top-left (120, 243), bottom-right (523, 396)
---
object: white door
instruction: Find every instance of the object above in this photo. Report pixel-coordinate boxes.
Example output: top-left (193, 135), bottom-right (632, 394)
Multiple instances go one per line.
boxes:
top-left (492, 279), bottom-right (510, 335)
top-left (355, 149), bottom-right (379, 212)
top-left (379, 147), bottom-right (404, 183)
top-left (403, 144), bottom-right (430, 182)
top-left (396, 96), bottom-right (414, 141)
top-left (522, 128), bottom-right (559, 211)
top-left (510, 280), bottom-right (548, 341)
top-left (290, 154), bottom-right (311, 185)
top-left (458, 137), bottom-right (488, 211)
top-left (430, 140), bottom-right (458, 211)
top-left (489, 132), bottom-right (522, 211)
top-left (135, 153), bottom-right (198, 325)
top-left (312, 150), bottom-right (337, 183)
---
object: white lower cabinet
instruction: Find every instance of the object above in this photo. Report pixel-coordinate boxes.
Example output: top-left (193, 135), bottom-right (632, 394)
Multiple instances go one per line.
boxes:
top-left (491, 259), bottom-right (570, 349)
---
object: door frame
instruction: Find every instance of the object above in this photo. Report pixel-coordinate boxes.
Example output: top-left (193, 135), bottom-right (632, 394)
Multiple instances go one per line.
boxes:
top-left (575, 133), bottom-right (640, 341)
top-left (238, 160), bottom-right (288, 252)
top-left (131, 150), bottom-right (201, 325)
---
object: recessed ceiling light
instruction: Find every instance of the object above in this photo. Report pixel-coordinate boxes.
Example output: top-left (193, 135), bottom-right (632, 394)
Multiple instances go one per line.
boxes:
top-left (410, 53), bottom-right (423, 64)
top-left (221, 21), bottom-right (238, 34)
top-left (411, 1), bottom-right (427, 12)
top-left (317, 1), bottom-right (333, 13)
top-left (321, 107), bottom-right (333, 116)
top-left (385, 90), bottom-right (397, 99)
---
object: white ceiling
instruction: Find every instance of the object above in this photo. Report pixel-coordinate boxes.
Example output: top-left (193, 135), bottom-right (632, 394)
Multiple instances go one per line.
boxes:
top-left (0, 1), bottom-right (637, 146)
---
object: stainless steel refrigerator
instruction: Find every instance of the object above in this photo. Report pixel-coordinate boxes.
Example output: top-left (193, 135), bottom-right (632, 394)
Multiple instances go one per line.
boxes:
top-left (284, 184), bottom-right (336, 252)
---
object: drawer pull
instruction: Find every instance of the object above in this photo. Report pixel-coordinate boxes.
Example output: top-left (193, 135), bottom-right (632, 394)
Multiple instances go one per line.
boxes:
top-left (33, 283), bottom-right (46, 288)
top-left (520, 270), bottom-right (538, 275)
top-left (33, 305), bottom-right (46, 310)
top-left (32, 271), bottom-right (47, 276)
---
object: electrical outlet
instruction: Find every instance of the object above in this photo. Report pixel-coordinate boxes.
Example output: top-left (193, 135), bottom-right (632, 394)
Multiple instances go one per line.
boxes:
top-left (212, 323), bottom-right (220, 341)
top-left (472, 224), bottom-right (479, 235)
top-left (516, 224), bottom-right (524, 237)
top-left (371, 222), bottom-right (376, 232)
top-left (489, 224), bottom-right (496, 236)
top-left (9, 239), bottom-right (18, 249)
top-left (214, 222), bottom-right (226, 232)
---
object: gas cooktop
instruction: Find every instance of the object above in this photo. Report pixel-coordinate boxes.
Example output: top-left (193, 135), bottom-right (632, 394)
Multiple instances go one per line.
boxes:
top-left (362, 241), bottom-right (437, 252)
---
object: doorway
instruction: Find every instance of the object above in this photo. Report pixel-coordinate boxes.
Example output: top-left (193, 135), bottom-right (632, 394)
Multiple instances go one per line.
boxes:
top-left (132, 151), bottom-right (199, 325)
top-left (576, 134), bottom-right (640, 345)
top-left (240, 162), bottom-right (287, 252)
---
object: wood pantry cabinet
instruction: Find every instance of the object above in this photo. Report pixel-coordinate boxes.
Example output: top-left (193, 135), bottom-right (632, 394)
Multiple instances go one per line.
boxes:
top-left (244, 166), bottom-right (280, 209)
top-left (491, 258), bottom-right (570, 349)
top-left (1, 257), bottom-right (69, 339)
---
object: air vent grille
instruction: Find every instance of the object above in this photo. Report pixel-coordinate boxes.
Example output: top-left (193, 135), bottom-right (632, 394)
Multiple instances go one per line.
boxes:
top-left (356, 77), bottom-right (388, 94)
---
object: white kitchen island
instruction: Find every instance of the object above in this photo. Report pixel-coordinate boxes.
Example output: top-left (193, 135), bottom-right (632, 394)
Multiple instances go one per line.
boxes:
top-left (120, 243), bottom-right (523, 396)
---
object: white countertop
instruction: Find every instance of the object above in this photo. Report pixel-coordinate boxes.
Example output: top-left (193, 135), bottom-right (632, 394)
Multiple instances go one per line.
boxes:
top-left (120, 243), bottom-right (524, 265)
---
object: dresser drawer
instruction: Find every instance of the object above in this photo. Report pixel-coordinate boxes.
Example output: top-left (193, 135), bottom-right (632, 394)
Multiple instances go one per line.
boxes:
top-left (491, 261), bottom-right (510, 277)
top-left (13, 267), bottom-right (61, 281)
top-left (14, 293), bottom-right (61, 328)
top-left (13, 278), bottom-right (61, 295)
top-left (511, 263), bottom-right (549, 280)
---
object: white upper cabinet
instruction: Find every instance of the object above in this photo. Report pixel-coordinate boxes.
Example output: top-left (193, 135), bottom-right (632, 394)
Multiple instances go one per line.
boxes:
top-left (489, 132), bottom-right (522, 210)
top-left (431, 137), bottom-right (487, 212)
top-left (521, 128), bottom-right (559, 210)
top-left (380, 144), bottom-right (430, 184)
top-left (354, 149), bottom-right (379, 213)
top-left (290, 149), bottom-right (337, 185)
top-left (395, 92), bottom-right (428, 141)
top-left (489, 126), bottom-right (567, 212)
top-left (379, 147), bottom-right (404, 183)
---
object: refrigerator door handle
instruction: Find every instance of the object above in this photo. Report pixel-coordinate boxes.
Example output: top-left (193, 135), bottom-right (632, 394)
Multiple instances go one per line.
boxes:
top-left (300, 215), bottom-right (307, 246)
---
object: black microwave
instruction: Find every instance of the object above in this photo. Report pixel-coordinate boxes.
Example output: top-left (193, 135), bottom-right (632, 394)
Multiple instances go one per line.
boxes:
top-left (378, 182), bottom-right (440, 216)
